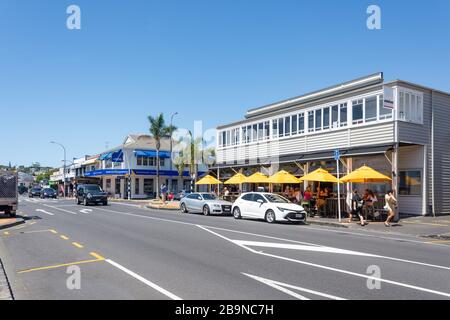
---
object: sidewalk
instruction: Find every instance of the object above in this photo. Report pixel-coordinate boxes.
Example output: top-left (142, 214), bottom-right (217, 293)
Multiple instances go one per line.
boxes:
top-left (307, 215), bottom-right (450, 241)
top-left (0, 216), bottom-right (25, 231)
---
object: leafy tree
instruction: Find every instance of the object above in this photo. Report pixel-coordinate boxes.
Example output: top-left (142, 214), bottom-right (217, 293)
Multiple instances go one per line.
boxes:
top-left (148, 113), bottom-right (177, 199)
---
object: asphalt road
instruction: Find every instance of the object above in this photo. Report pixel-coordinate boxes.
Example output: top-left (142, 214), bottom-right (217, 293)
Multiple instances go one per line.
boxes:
top-left (1, 196), bottom-right (450, 300)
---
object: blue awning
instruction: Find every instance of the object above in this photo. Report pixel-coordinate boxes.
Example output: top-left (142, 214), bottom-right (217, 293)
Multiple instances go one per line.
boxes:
top-left (134, 150), bottom-right (171, 159)
top-left (99, 150), bottom-right (123, 162)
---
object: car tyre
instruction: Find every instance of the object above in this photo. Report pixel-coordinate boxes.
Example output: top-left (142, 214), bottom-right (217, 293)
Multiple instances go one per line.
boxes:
top-left (203, 205), bottom-right (210, 216)
top-left (265, 210), bottom-right (276, 224)
top-left (83, 198), bottom-right (88, 206)
top-left (9, 211), bottom-right (16, 218)
top-left (180, 203), bottom-right (188, 213)
top-left (233, 207), bottom-right (241, 219)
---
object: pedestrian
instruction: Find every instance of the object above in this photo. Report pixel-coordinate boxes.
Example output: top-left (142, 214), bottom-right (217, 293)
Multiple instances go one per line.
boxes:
top-left (384, 190), bottom-right (398, 227)
top-left (348, 189), bottom-right (366, 226)
top-left (161, 183), bottom-right (168, 203)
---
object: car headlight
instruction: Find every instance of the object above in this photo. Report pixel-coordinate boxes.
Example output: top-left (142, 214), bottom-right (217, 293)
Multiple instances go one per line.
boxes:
top-left (277, 207), bottom-right (290, 212)
top-left (87, 193), bottom-right (93, 199)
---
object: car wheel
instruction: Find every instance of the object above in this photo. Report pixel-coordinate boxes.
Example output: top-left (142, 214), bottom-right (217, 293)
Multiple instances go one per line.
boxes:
top-left (83, 198), bottom-right (88, 206)
top-left (180, 203), bottom-right (188, 213)
top-left (203, 205), bottom-right (210, 216)
top-left (233, 207), bottom-right (241, 219)
top-left (9, 211), bottom-right (16, 218)
top-left (265, 210), bottom-right (276, 223)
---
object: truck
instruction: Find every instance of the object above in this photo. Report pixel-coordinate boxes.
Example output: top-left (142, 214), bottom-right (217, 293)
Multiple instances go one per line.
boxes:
top-left (0, 171), bottom-right (18, 217)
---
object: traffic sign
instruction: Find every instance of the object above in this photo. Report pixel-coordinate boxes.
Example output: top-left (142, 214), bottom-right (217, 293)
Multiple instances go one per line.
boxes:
top-left (334, 150), bottom-right (340, 161)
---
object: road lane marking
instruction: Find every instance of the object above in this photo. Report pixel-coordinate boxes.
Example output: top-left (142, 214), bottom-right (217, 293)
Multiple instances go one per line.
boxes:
top-left (79, 209), bottom-right (93, 214)
top-left (243, 273), bottom-right (346, 300)
top-left (35, 209), bottom-right (54, 216)
top-left (72, 242), bottom-right (84, 248)
top-left (41, 204), bottom-right (77, 215)
top-left (198, 225), bottom-right (450, 298)
top-left (426, 240), bottom-right (450, 244)
top-left (90, 252), bottom-right (105, 260)
top-left (49, 229), bottom-right (58, 234)
top-left (105, 259), bottom-right (182, 300)
top-left (18, 258), bottom-right (105, 274)
top-left (3, 232), bottom-right (9, 236)
top-left (60, 235), bottom-right (69, 240)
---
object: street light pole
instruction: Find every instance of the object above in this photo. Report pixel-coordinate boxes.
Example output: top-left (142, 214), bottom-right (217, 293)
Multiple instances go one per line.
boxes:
top-left (170, 112), bottom-right (178, 192)
top-left (51, 141), bottom-right (66, 198)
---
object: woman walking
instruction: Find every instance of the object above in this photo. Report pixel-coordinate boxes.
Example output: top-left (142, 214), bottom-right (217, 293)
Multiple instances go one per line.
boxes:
top-left (384, 190), bottom-right (398, 227)
top-left (348, 189), bottom-right (366, 226)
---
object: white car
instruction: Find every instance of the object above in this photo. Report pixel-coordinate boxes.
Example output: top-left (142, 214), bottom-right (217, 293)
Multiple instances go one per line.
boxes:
top-left (180, 193), bottom-right (233, 215)
top-left (232, 192), bottom-right (307, 223)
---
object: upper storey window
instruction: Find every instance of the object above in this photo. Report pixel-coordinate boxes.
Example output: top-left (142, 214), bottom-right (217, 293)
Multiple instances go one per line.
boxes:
top-left (398, 90), bottom-right (423, 124)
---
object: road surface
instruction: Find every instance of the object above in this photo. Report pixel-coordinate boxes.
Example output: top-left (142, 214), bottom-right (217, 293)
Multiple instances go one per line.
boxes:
top-left (1, 196), bottom-right (449, 300)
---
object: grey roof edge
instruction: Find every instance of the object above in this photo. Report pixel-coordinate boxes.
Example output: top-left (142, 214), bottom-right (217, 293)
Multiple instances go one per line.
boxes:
top-left (384, 79), bottom-right (450, 97)
top-left (244, 72), bottom-right (384, 119)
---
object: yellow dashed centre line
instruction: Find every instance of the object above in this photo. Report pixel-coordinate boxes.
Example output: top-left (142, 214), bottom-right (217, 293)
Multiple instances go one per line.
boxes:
top-left (49, 229), bottom-right (58, 234)
top-left (60, 235), bottom-right (69, 240)
top-left (17, 257), bottom-right (105, 274)
top-left (72, 242), bottom-right (84, 249)
top-left (90, 252), bottom-right (105, 260)
top-left (426, 239), bottom-right (450, 244)
top-left (3, 231), bottom-right (10, 236)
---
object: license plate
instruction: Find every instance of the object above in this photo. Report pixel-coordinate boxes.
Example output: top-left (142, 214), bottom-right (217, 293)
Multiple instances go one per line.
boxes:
top-left (295, 214), bottom-right (303, 219)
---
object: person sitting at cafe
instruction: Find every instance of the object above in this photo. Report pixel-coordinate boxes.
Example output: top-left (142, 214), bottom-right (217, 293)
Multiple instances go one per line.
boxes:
top-left (294, 188), bottom-right (301, 203)
top-left (316, 187), bottom-right (327, 213)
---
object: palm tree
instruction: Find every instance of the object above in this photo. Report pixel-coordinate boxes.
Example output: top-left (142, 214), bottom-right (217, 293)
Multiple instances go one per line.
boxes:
top-left (172, 151), bottom-right (186, 192)
top-left (148, 113), bottom-right (177, 199)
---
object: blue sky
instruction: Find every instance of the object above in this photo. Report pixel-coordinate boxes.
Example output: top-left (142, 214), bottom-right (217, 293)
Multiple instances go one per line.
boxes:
top-left (1, 0), bottom-right (449, 167)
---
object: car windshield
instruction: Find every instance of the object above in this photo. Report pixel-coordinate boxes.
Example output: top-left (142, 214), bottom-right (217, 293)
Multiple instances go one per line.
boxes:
top-left (264, 194), bottom-right (291, 203)
top-left (201, 193), bottom-right (216, 200)
top-left (32, 188), bottom-right (41, 192)
top-left (43, 189), bottom-right (54, 192)
top-left (85, 185), bottom-right (102, 192)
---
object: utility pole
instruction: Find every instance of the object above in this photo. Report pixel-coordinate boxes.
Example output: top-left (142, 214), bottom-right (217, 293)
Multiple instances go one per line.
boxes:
top-left (169, 112), bottom-right (178, 192)
top-left (51, 141), bottom-right (66, 198)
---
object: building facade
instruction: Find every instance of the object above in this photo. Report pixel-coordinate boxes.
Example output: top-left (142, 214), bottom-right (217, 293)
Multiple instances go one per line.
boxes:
top-left (215, 73), bottom-right (450, 216)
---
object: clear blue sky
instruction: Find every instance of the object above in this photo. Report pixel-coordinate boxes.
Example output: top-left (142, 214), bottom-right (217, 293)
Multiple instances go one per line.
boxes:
top-left (1, 0), bottom-right (449, 167)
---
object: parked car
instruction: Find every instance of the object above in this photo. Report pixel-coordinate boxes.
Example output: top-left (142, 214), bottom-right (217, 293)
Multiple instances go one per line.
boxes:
top-left (28, 187), bottom-right (42, 198)
top-left (180, 193), bottom-right (232, 216)
top-left (40, 188), bottom-right (57, 199)
top-left (18, 185), bottom-right (28, 195)
top-left (76, 184), bottom-right (108, 206)
top-left (232, 192), bottom-right (307, 224)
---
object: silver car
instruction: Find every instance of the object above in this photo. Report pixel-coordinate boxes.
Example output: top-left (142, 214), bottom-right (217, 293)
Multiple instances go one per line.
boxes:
top-left (180, 193), bottom-right (233, 216)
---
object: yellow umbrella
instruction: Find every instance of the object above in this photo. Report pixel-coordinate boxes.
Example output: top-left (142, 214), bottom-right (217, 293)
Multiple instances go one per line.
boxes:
top-left (298, 168), bottom-right (340, 183)
top-left (243, 172), bottom-right (269, 183)
top-left (224, 173), bottom-right (247, 185)
top-left (267, 170), bottom-right (301, 184)
top-left (195, 175), bottom-right (222, 185)
top-left (340, 165), bottom-right (392, 183)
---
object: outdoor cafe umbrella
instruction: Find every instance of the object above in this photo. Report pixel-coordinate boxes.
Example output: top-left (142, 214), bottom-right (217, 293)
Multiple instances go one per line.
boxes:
top-left (339, 165), bottom-right (392, 183)
top-left (224, 173), bottom-right (247, 185)
top-left (298, 168), bottom-right (340, 183)
top-left (243, 172), bottom-right (269, 184)
top-left (195, 175), bottom-right (222, 185)
top-left (267, 170), bottom-right (301, 184)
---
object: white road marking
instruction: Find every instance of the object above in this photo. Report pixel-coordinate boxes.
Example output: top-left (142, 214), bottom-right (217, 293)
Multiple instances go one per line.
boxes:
top-left (110, 202), bottom-right (142, 208)
top-left (35, 209), bottom-right (54, 216)
top-left (198, 225), bottom-right (450, 298)
top-left (234, 240), bottom-right (376, 257)
top-left (79, 209), bottom-right (93, 214)
top-left (105, 259), bottom-right (182, 300)
top-left (243, 273), bottom-right (346, 300)
top-left (41, 203), bottom-right (77, 215)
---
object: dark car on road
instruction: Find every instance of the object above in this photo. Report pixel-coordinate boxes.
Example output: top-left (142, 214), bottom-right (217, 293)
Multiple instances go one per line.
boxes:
top-left (28, 187), bottom-right (42, 198)
top-left (40, 188), bottom-right (57, 199)
top-left (76, 184), bottom-right (108, 206)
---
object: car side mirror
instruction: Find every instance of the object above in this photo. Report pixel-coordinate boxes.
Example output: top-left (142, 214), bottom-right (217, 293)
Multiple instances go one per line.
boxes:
top-left (257, 199), bottom-right (264, 204)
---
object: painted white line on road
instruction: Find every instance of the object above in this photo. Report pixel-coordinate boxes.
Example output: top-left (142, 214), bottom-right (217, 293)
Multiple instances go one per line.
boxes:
top-left (234, 240), bottom-right (376, 257)
top-left (35, 209), bottom-right (54, 216)
top-left (110, 202), bottom-right (142, 208)
top-left (105, 259), bottom-right (182, 300)
top-left (41, 203), bottom-right (77, 215)
top-left (243, 273), bottom-right (346, 300)
top-left (79, 209), bottom-right (93, 214)
top-left (91, 206), bottom-right (450, 271)
top-left (198, 225), bottom-right (450, 299)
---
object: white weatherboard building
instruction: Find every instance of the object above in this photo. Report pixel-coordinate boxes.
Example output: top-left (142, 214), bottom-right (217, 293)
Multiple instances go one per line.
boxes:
top-left (215, 73), bottom-right (450, 216)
